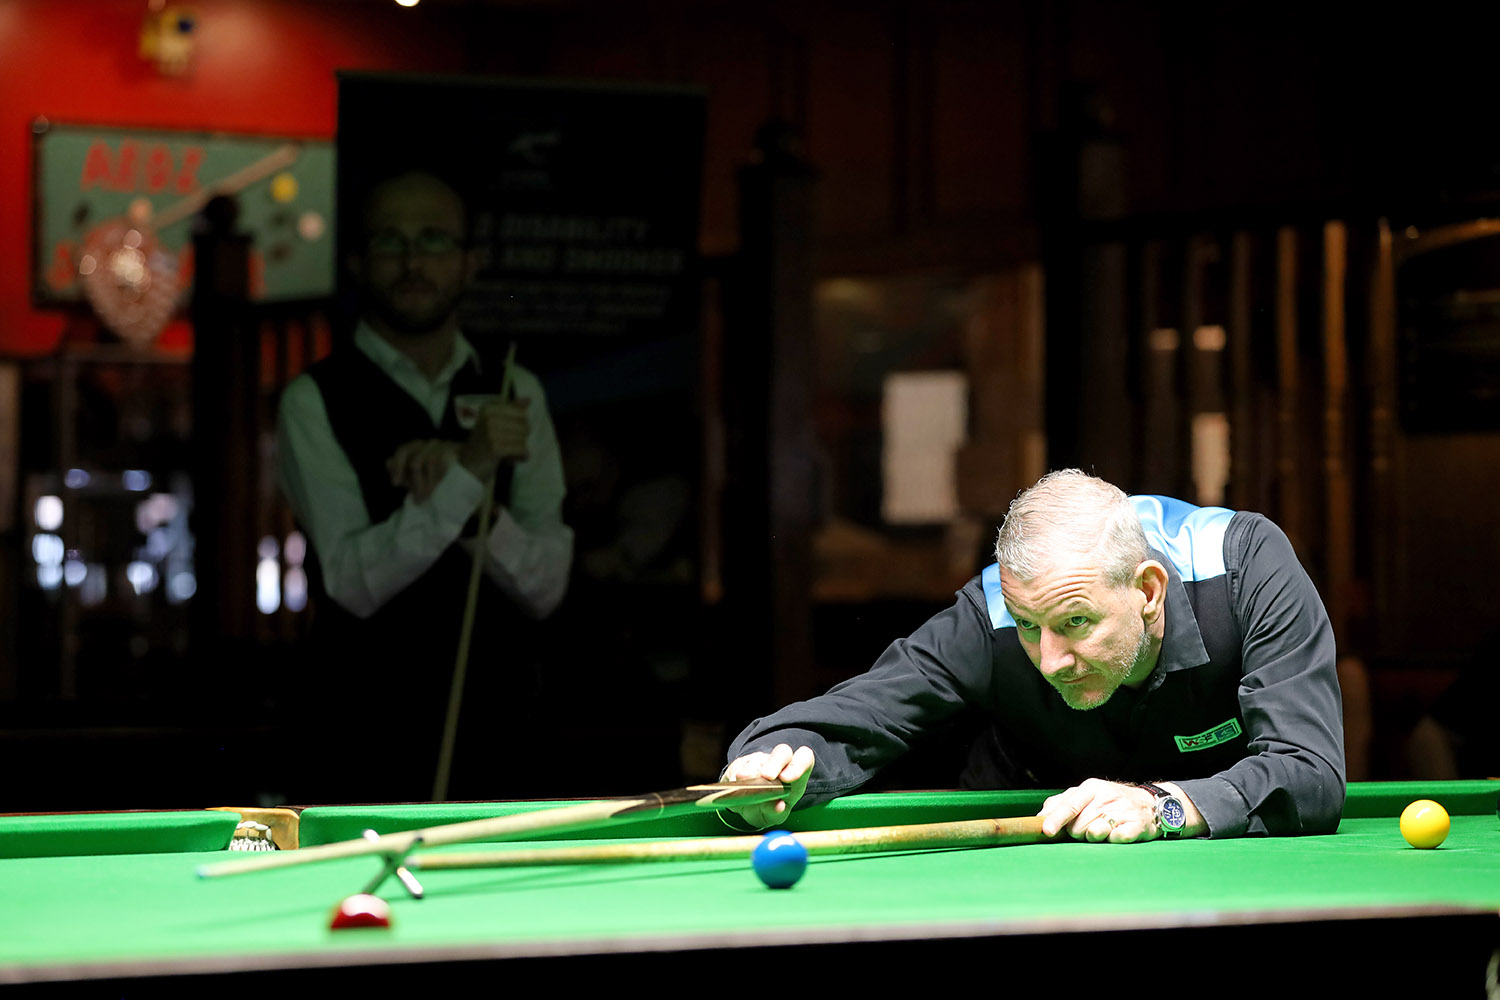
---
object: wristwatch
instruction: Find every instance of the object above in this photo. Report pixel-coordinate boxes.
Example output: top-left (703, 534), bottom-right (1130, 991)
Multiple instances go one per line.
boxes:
top-left (1136, 782), bottom-right (1187, 838)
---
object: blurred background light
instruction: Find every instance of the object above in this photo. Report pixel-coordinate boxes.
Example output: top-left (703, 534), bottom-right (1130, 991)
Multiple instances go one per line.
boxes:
top-left (34, 495), bottom-right (62, 531)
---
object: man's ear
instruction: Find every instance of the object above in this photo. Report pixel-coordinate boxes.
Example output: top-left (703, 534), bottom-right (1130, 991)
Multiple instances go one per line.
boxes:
top-left (1136, 560), bottom-right (1169, 622)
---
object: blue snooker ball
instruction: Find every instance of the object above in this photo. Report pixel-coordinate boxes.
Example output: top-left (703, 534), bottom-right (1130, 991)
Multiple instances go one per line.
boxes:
top-left (751, 830), bottom-right (808, 889)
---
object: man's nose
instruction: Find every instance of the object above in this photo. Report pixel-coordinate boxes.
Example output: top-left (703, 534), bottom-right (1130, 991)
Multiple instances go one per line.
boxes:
top-left (1038, 629), bottom-right (1076, 675)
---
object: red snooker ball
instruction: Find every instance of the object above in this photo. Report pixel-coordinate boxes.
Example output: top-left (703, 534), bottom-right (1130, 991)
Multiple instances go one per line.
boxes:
top-left (328, 893), bottom-right (392, 930)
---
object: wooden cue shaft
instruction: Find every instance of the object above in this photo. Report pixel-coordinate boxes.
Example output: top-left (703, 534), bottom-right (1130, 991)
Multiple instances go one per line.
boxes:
top-left (432, 342), bottom-right (518, 803)
top-left (412, 816), bottom-right (1056, 870)
top-left (195, 781), bottom-right (787, 879)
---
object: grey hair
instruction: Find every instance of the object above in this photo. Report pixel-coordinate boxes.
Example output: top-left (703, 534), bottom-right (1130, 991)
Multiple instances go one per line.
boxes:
top-left (994, 469), bottom-right (1148, 587)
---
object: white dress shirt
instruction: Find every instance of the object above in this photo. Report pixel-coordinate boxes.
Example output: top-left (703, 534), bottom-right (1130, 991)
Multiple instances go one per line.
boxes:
top-left (275, 323), bottom-right (573, 620)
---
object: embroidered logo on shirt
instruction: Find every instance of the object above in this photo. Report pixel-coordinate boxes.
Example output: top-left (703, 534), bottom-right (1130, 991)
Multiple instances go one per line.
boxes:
top-left (1174, 718), bottom-right (1243, 752)
top-left (454, 394), bottom-right (500, 430)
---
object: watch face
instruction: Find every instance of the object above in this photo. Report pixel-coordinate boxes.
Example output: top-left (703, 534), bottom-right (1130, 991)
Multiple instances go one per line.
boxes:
top-left (1160, 797), bottom-right (1187, 830)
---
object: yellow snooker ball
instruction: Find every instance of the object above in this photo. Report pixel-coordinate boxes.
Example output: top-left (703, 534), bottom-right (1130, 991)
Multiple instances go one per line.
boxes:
top-left (1399, 799), bottom-right (1450, 849)
top-left (270, 172), bottom-right (299, 204)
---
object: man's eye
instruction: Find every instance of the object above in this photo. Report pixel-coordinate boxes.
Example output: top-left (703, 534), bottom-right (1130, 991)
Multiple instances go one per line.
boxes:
top-left (1016, 619), bottom-right (1037, 632)
top-left (1067, 616), bottom-right (1090, 628)
top-left (368, 232), bottom-right (406, 255)
top-left (414, 230), bottom-right (461, 254)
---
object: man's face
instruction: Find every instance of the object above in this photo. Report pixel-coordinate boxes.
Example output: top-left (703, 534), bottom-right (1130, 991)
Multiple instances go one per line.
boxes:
top-left (999, 559), bottom-right (1157, 711)
top-left (355, 175), bottom-right (472, 337)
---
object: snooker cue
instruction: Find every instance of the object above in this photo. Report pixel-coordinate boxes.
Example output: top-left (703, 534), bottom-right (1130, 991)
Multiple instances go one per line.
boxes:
top-left (432, 342), bottom-right (518, 803)
top-left (410, 815), bottom-right (1058, 870)
top-left (195, 780), bottom-right (787, 880)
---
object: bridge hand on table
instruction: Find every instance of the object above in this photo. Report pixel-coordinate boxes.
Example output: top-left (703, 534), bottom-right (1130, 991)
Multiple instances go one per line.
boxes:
top-left (1038, 778), bottom-right (1159, 844)
top-left (722, 744), bottom-right (814, 830)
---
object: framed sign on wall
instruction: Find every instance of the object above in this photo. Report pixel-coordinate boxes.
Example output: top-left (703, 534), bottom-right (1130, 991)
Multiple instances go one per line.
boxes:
top-left (31, 119), bottom-right (335, 342)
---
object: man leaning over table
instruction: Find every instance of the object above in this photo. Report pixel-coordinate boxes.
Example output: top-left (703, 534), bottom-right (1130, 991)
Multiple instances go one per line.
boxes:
top-left (722, 470), bottom-right (1345, 842)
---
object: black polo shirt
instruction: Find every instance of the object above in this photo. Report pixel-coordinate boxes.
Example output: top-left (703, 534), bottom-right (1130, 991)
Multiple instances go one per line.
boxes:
top-left (727, 496), bottom-right (1346, 837)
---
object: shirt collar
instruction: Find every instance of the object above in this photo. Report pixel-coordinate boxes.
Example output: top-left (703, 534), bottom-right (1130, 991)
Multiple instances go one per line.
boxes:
top-left (1152, 545), bottom-right (1211, 675)
top-left (353, 321), bottom-right (477, 387)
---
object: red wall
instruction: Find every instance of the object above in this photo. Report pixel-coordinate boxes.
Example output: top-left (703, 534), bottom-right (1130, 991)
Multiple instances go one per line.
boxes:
top-left (0, 0), bottom-right (465, 355)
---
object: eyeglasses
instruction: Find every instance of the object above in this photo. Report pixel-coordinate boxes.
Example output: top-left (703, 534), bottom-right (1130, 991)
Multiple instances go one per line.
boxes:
top-left (366, 229), bottom-right (465, 259)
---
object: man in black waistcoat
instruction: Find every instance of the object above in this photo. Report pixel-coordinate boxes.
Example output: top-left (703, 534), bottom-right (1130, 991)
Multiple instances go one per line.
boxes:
top-left (275, 170), bottom-right (572, 802)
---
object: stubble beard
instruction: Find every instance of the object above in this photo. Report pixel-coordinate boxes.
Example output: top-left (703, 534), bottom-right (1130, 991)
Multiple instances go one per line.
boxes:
top-left (370, 286), bottom-right (462, 338)
top-left (1055, 624), bottom-right (1157, 712)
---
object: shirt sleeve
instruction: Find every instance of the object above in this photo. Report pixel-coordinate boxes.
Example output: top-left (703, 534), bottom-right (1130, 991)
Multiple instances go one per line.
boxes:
top-left (1174, 514), bottom-right (1347, 837)
top-left (275, 373), bottom-right (489, 619)
top-left (726, 586), bottom-right (994, 805)
top-left (466, 370), bottom-right (573, 619)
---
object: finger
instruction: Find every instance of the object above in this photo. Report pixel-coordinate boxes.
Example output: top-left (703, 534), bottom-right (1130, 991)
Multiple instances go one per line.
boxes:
top-left (760, 744), bottom-right (795, 781)
top-left (421, 442), bottom-right (454, 488)
top-left (1108, 818), bottom-right (1151, 844)
top-left (409, 444), bottom-right (441, 500)
top-left (1083, 814), bottom-right (1116, 844)
top-left (1068, 797), bottom-right (1112, 840)
top-left (1039, 788), bottom-right (1089, 837)
top-left (398, 449), bottom-right (424, 490)
top-left (737, 804), bottom-right (778, 830)
top-left (387, 444), bottom-right (416, 486)
top-left (409, 442), bottom-right (438, 481)
top-left (743, 795), bottom-right (793, 830)
top-left (784, 745), bottom-right (815, 782)
top-left (1040, 806), bottom-right (1078, 838)
top-left (482, 401), bottom-right (529, 431)
top-left (407, 446), bottom-right (430, 498)
top-left (722, 754), bottom-right (769, 782)
top-left (414, 462), bottom-right (439, 502)
top-left (495, 437), bottom-right (530, 461)
top-left (492, 415), bottom-right (530, 447)
top-left (478, 417), bottom-right (529, 463)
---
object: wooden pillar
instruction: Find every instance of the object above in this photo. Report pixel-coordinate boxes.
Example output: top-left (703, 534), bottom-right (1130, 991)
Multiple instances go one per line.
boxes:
top-left (1367, 220), bottom-right (1398, 648)
top-left (1183, 234), bottom-right (1229, 505)
top-left (1274, 226), bottom-right (1303, 547)
top-left (1077, 239), bottom-right (1131, 485)
top-left (1018, 265), bottom-right (1047, 488)
top-left (1227, 231), bottom-right (1256, 511)
top-left (1139, 240), bottom-right (1182, 494)
top-left (1322, 221), bottom-right (1353, 638)
top-left (956, 267), bottom-right (1046, 520)
top-left (724, 127), bottom-right (819, 710)
top-left (1041, 84), bottom-right (1127, 473)
top-left (190, 197), bottom-right (259, 649)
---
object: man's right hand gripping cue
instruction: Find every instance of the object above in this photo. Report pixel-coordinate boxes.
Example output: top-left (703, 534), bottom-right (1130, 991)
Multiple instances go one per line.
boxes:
top-left (459, 397), bottom-right (531, 480)
top-left (721, 744), bottom-right (815, 830)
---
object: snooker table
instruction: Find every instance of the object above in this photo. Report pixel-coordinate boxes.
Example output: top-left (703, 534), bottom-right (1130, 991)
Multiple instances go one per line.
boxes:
top-left (3, 781), bottom-right (1499, 995)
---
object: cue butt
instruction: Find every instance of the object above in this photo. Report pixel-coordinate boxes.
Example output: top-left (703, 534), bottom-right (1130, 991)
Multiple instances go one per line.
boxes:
top-left (412, 815), bottom-right (1058, 871)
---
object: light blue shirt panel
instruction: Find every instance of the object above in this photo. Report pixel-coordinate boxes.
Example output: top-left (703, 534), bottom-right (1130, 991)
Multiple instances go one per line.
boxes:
top-left (980, 495), bottom-right (1235, 630)
top-left (1129, 495), bottom-right (1233, 582)
top-left (981, 563), bottom-right (1014, 630)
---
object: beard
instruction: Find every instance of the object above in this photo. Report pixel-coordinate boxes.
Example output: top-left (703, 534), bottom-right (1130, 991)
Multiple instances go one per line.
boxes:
top-left (367, 280), bottom-right (464, 337)
top-left (1052, 624), bottom-right (1157, 711)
